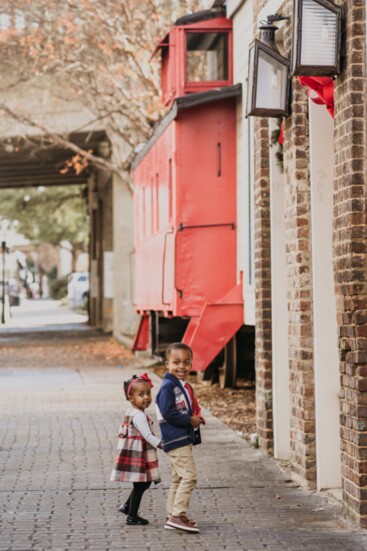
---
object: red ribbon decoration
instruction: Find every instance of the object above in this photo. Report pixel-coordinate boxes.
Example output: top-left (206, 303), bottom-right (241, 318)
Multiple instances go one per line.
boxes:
top-left (277, 76), bottom-right (334, 145)
top-left (278, 120), bottom-right (285, 145)
top-left (297, 76), bottom-right (335, 118)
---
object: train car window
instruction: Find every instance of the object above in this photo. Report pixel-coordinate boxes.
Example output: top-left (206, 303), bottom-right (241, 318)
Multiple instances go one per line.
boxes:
top-left (186, 32), bottom-right (229, 82)
top-left (161, 47), bottom-right (170, 103)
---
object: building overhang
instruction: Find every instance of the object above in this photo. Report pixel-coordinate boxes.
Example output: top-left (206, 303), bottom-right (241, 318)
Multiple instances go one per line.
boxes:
top-left (0, 131), bottom-right (107, 189)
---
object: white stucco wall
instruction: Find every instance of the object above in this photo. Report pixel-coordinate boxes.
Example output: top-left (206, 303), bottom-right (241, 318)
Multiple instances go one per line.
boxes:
top-left (227, 0), bottom-right (255, 326)
top-left (269, 119), bottom-right (291, 460)
top-left (112, 172), bottom-right (139, 345)
top-left (309, 100), bottom-right (341, 489)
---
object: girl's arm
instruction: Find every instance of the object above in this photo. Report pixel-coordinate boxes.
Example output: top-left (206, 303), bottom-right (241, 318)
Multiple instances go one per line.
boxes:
top-left (132, 410), bottom-right (161, 448)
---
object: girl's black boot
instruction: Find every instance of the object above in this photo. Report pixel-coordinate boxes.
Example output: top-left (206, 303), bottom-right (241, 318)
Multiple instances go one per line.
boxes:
top-left (119, 503), bottom-right (129, 515)
top-left (127, 515), bottom-right (149, 525)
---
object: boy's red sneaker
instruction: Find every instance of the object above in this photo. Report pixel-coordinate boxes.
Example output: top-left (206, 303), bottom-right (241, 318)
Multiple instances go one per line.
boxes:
top-left (164, 514), bottom-right (197, 529)
top-left (166, 515), bottom-right (199, 533)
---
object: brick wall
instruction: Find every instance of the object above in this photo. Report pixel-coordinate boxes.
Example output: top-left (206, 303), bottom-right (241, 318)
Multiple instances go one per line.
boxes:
top-left (251, 0), bottom-right (274, 455)
top-left (251, 0), bottom-right (316, 482)
top-left (282, 0), bottom-right (316, 488)
top-left (251, 0), bottom-right (367, 517)
top-left (333, 0), bottom-right (367, 528)
top-left (253, 117), bottom-right (273, 454)
top-left (283, 81), bottom-right (316, 488)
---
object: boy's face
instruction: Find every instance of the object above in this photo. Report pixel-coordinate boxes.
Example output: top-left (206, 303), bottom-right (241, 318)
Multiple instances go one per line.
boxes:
top-left (166, 348), bottom-right (192, 380)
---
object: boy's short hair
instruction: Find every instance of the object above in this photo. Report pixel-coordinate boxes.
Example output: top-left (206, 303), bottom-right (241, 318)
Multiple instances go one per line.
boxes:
top-left (165, 342), bottom-right (193, 361)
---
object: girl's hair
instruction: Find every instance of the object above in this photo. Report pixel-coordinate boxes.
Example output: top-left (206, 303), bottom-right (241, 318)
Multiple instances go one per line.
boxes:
top-left (165, 342), bottom-right (193, 361)
top-left (123, 375), bottom-right (140, 399)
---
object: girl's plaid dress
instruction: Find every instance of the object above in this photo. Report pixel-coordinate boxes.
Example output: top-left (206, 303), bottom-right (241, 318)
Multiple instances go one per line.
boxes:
top-left (110, 409), bottom-right (160, 483)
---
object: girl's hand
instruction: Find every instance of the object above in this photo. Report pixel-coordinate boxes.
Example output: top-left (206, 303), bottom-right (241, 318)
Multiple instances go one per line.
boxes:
top-left (190, 415), bottom-right (202, 428)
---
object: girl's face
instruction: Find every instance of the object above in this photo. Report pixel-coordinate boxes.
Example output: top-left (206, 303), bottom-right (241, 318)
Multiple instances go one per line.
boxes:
top-left (128, 381), bottom-right (152, 411)
top-left (165, 348), bottom-right (192, 380)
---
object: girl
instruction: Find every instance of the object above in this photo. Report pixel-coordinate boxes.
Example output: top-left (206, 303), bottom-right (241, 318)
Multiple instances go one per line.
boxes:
top-left (110, 373), bottom-right (161, 526)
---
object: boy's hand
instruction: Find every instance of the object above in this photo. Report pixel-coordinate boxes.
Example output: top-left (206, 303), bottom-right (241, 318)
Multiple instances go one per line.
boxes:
top-left (190, 415), bottom-right (202, 428)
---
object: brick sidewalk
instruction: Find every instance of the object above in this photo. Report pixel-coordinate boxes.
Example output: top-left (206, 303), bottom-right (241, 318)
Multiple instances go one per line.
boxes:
top-left (1, 331), bottom-right (367, 551)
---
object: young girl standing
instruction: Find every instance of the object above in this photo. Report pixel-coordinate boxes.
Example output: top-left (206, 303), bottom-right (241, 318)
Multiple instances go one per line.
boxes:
top-left (110, 373), bottom-right (161, 526)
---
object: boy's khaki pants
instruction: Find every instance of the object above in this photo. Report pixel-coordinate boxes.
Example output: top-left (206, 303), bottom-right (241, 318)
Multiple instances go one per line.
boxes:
top-left (166, 444), bottom-right (197, 517)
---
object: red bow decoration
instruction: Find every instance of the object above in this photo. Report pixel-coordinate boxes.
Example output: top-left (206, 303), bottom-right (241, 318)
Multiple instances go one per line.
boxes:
top-left (297, 76), bottom-right (334, 118)
top-left (127, 373), bottom-right (154, 396)
top-left (278, 120), bottom-right (285, 145)
top-left (277, 77), bottom-right (334, 146)
top-left (139, 372), bottom-right (154, 388)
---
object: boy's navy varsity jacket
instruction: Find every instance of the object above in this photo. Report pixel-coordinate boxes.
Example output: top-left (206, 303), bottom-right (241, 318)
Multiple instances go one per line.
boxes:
top-left (155, 372), bottom-right (197, 452)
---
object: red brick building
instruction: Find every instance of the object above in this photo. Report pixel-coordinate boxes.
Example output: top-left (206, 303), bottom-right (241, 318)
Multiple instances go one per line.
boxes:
top-left (224, 0), bottom-right (367, 528)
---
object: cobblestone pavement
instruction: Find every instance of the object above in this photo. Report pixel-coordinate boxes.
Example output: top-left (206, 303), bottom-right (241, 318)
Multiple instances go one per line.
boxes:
top-left (1, 325), bottom-right (367, 550)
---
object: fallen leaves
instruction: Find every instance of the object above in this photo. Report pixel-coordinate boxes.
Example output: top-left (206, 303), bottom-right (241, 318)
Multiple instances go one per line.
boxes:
top-left (192, 380), bottom-right (256, 439)
top-left (1, 335), bottom-right (133, 368)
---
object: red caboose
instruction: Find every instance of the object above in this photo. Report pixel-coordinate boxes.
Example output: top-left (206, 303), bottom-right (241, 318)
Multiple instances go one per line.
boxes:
top-left (131, 9), bottom-right (250, 385)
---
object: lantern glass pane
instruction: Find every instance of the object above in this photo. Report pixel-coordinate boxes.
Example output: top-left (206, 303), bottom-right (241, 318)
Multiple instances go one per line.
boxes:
top-left (255, 50), bottom-right (287, 110)
top-left (246, 45), bottom-right (255, 114)
top-left (300, 0), bottom-right (337, 66)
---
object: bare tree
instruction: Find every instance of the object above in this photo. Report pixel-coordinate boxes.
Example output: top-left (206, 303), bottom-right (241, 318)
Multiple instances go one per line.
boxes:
top-left (0, 0), bottom-right (201, 182)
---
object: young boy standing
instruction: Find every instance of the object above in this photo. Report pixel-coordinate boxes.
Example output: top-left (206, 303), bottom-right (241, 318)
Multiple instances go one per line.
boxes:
top-left (155, 342), bottom-right (204, 533)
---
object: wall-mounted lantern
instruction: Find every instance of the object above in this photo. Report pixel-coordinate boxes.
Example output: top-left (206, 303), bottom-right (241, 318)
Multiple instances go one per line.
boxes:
top-left (246, 15), bottom-right (290, 118)
top-left (291, 0), bottom-right (342, 76)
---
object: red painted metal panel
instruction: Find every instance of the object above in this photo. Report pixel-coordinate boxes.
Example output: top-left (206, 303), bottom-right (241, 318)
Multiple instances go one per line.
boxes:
top-left (183, 283), bottom-right (243, 371)
top-left (131, 12), bottom-right (243, 372)
top-left (132, 314), bottom-right (150, 351)
top-left (133, 98), bottom-right (238, 317)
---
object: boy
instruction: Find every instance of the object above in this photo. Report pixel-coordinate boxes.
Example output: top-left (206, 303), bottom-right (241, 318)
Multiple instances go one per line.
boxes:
top-left (155, 342), bottom-right (204, 533)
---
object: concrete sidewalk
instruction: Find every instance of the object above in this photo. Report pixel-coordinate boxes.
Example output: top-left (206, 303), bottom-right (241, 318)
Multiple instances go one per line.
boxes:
top-left (1, 339), bottom-right (367, 550)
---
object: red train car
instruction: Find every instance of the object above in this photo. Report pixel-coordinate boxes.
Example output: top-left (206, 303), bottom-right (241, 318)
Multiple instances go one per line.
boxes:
top-left (131, 9), bottom-right (251, 384)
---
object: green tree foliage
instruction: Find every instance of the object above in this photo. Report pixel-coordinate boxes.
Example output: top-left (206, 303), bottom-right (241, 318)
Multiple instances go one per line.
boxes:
top-left (0, 185), bottom-right (88, 253)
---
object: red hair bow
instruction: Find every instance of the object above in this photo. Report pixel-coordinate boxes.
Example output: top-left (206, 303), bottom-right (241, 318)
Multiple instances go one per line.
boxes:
top-left (139, 373), bottom-right (154, 388)
top-left (127, 372), bottom-right (154, 397)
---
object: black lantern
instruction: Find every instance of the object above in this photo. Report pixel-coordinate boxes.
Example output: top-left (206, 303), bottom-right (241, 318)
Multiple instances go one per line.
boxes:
top-left (291, 0), bottom-right (342, 76)
top-left (246, 16), bottom-right (290, 117)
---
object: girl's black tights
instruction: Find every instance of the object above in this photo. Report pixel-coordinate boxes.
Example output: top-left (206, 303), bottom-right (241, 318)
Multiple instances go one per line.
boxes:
top-left (125, 481), bottom-right (151, 516)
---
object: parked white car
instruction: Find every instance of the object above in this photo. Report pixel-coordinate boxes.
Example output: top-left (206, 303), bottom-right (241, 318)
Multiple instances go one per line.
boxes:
top-left (67, 272), bottom-right (89, 308)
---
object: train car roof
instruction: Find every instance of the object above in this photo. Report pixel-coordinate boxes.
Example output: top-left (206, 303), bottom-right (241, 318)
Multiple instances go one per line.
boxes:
top-left (131, 83), bottom-right (242, 171)
top-left (150, 9), bottom-right (227, 59)
top-left (175, 8), bottom-right (225, 26)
